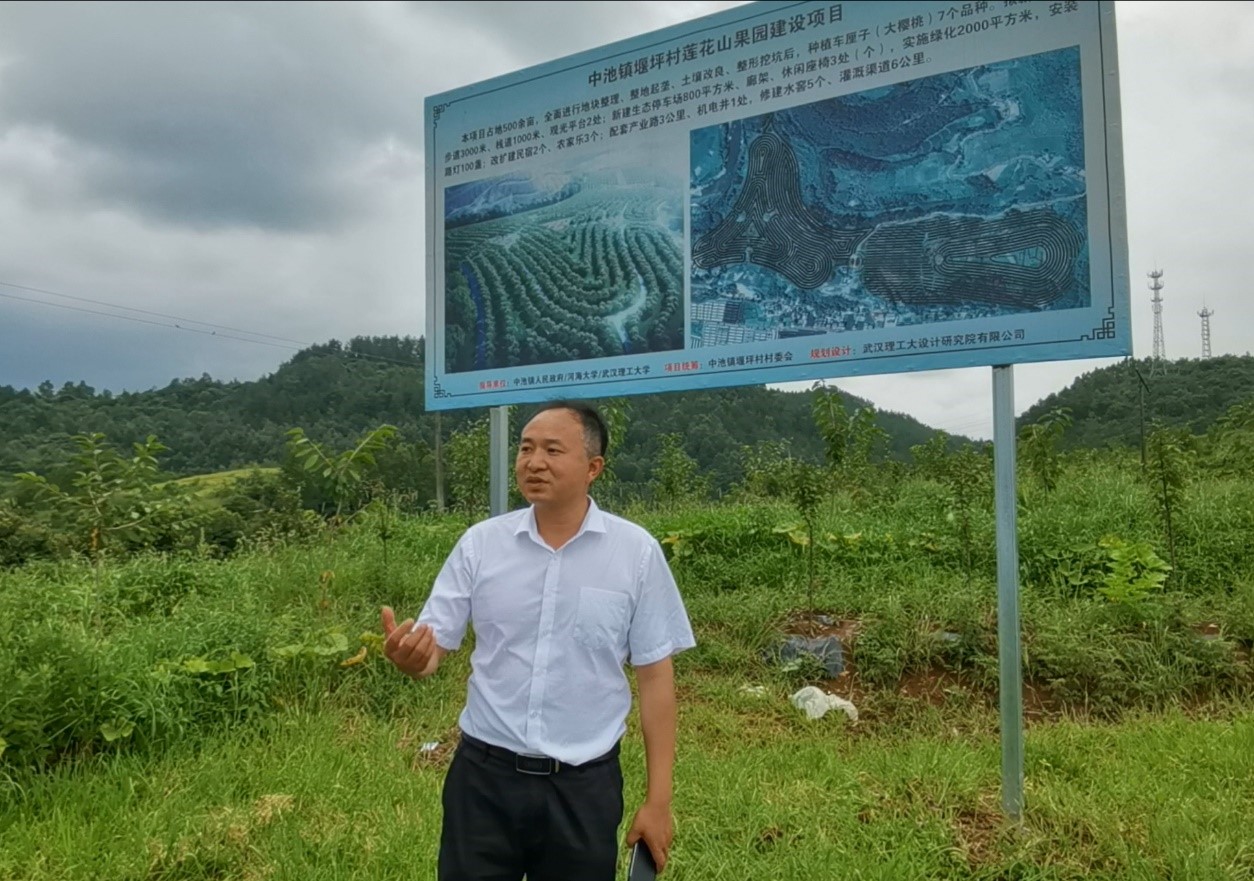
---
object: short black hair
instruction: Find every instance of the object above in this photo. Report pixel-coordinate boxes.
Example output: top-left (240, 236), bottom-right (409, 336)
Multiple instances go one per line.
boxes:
top-left (531, 400), bottom-right (609, 458)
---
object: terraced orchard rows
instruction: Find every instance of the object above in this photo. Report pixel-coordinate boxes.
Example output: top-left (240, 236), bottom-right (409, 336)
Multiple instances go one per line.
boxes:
top-left (443, 193), bottom-right (684, 374)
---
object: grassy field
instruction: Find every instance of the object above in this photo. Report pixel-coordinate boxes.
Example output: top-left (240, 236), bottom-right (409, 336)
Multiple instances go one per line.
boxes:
top-left (3, 458), bottom-right (1253, 879)
top-left (3, 699), bottom-right (1251, 880)
top-left (168, 468), bottom-right (281, 496)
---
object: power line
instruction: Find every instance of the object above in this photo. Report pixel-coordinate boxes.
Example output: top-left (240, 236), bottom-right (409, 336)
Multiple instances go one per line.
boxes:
top-left (0, 279), bottom-right (424, 369)
top-left (0, 279), bottom-right (308, 346)
top-left (0, 289), bottom-right (301, 351)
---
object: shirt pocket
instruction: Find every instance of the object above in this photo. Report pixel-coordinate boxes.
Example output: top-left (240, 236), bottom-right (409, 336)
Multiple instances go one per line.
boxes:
top-left (572, 587), bottom-right (631, 651)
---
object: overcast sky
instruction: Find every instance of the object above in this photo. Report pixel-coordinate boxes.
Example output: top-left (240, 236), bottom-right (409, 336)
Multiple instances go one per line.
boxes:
top-left (1, 1), bottom-right (1250, 438)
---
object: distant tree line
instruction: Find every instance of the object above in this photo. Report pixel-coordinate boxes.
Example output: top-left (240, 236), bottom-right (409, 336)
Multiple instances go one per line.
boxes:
top-left (0, 335), bottom-right (946, 502)
top-left (1020, 355), bottom-right (1254, 451)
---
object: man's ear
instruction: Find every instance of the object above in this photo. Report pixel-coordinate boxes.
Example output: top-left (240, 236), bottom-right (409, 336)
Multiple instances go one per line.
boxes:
top-left (587, 455), bottom-right (606, 483)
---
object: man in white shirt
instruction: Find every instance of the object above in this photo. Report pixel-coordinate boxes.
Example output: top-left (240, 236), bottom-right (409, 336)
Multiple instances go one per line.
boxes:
top-left (381, 400), bottom-right (696, 880)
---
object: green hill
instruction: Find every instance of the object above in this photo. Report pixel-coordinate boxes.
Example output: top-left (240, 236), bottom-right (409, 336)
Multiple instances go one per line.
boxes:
top-left (1019, 355), bottom-right (1254, 449)
top-left (9, 339), bottom-right (1251, 503)
top-left (0, 336), bottom-right (952, 500)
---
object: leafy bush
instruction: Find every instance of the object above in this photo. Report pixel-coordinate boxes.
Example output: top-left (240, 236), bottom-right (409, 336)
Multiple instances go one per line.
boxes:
top-left (4, 422), bottom-right (1253, 778)
top-left (0, 500), bottom-right (60, 567)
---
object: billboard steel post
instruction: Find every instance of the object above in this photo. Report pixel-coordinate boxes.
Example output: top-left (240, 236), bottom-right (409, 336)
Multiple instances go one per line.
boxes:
top-left (489, 405), bottom-right (510, 517)
top-left (992, 364), bottom-right (1024, 821)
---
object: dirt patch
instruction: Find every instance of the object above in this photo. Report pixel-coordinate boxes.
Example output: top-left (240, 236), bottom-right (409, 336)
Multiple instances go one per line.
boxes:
top-left (951, 796), bottom-right (1006, 868)
top-left (897, 667), bottom-right (967, 706)
top-left (1022, 680), bottom-right (1071, 721)
top-left (781, 611), bottom-right (860, 642)
top-left (893, 668), bottom-right (1075, 723)
top-left (757, 613), bottom-right (1251, 728)
top-left (811, 664), bottom-right (1080, 729)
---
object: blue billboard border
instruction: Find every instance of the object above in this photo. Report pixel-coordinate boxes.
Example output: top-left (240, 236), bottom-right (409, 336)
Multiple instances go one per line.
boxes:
top-left (424, 0), bottom-right (1131, 411)
top-left (425, 2), bottom-right (815, 134)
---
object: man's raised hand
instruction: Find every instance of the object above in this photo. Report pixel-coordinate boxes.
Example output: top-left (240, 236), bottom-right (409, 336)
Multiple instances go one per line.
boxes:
top-left (382, 606), bottom-right (443, 679)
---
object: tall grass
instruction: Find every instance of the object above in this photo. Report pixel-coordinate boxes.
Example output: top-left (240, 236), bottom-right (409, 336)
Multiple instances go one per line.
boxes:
top-left (1, 463), bottom-right (1252, 878)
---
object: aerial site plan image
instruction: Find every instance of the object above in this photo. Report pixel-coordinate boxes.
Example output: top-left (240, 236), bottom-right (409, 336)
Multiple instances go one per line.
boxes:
top-left (690, 46), bottom-right (1088, 347)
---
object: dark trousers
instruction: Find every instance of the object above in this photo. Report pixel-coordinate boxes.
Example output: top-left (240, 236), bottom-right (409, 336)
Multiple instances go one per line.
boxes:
top-left (438, 735), bottom-right (625, 881)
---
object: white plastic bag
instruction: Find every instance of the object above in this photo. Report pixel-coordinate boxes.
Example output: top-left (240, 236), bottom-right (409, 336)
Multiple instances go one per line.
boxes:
top-left (790, 686), bottom-right (859, 723)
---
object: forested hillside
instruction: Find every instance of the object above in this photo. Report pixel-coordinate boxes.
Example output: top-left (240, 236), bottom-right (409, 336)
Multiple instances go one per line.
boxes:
top-left (0, 335), bottom-right (944, 498)
top-left (1020, 355), bottom-right (1254, 449)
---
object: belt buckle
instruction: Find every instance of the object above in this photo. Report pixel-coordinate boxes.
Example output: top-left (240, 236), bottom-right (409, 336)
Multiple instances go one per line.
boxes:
top-left (515, 754), bottom-right (560, 776)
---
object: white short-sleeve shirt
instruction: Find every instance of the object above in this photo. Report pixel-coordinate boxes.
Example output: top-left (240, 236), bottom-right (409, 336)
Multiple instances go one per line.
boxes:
top-left (416, 498), bottom-right (696, 765)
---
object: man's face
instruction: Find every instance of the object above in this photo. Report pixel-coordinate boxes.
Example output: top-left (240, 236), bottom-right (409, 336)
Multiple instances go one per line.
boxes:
top-left (515, 408), bottom-right (603, 510)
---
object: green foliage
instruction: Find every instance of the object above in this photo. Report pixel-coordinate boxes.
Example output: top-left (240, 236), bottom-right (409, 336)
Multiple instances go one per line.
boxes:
top-left (650, 433), bottom-right (709, 504)
top-left (909, 435), bottom-right (993, 577)
top-left (2, 453), bottom-right (1252, 777)
top-left (0, 524), bottom-right (453, 771)
top-left (1019, 354), bottom-right (1254, 449)
top-left (1029, 530), bottom-right (1174, 606)
top-left (269, 629), bottom-right (350, 662)
top-left (595, 397), bottom-right (631, 490)
top-left (211, 469), bottom-right (323, 553)
top-left (4, 347), bottom-right (1254, 788)
top-left (1206, 398), bottom-right (1254, 478)
top-left (444, 416), bottom-right (490, 516)
top-left (8, 347), bottom-right (1250, 522)
top-left (908, 432), bottom-right (951, 480)
top-left (1171, 477), bottom-right (1254, 592)
top-left (813, 387), bottom-right (852, 473)
top-left (1019, 406), bottom-right (1073, 494)
top-left (0, 336), bottom-right (957, 507)
top-left (7, 695), bottom-right (1254, 881)
top-left (284, 424), bottom-right (398, 521)
top-left (1147, 422), bottom-right (1194, 573)
top-left (849, 405), bottom-right (890, 472)
top-left (784, 459), bottom-right (823, 526)
top-left (651, 504), bottom-right (792, 593)
top-left (733, 439), bottom-right (793, 499)
top-left (358, 488), bottom-right (417, 568)
top-left (15, 433), bottom-right (192, 560)
top-left (784, 459), bottom-right (824, 616)
top-left (1096, 535), bottom-right (1171, 604)
top-left (370, 436), bottom-right (436, 510)
top-left (0, 498), bottom-right (58, 567)
top-left (170, 650), bottom-right (257, 676)
top-left (812, 386), bottom-right (888, 488)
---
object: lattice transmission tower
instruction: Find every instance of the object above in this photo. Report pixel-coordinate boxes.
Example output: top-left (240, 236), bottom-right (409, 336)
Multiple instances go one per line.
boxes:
top-left (1199, 304), bottom-right (1214, 359)
top-left (1148, 269), bottom-right (1166, 365)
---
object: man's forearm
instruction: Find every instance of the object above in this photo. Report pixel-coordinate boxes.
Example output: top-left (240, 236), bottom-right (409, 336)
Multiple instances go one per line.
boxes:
top-left (637, 658), bottom-right (677, 804)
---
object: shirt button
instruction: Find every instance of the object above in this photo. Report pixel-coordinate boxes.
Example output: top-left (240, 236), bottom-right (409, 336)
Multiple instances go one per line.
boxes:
top-left (530, 711), bottom-right (539, 719)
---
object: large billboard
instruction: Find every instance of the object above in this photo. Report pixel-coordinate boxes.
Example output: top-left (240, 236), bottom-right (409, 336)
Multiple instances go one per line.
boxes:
top-left (424, 0), bottom-right (1129, 411)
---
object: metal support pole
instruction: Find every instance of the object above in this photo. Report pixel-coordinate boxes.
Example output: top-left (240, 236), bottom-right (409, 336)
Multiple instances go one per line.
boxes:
top-left (489, 406), bottom-right (510, 517)
top-left (992, 365), bottom-right (1024, 821)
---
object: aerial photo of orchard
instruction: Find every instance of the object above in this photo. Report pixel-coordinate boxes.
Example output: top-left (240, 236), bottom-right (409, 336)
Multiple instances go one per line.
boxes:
top-left (441, 151), bottom-right (685, 374)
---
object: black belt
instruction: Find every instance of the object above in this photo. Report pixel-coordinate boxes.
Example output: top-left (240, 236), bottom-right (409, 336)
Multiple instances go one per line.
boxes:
top-left (459, 733), bottom-right (620, 776)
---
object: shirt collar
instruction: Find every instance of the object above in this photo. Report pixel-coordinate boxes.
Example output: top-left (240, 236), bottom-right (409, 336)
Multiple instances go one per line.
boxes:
top-left (516, 497), bottom-right (607, 544)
